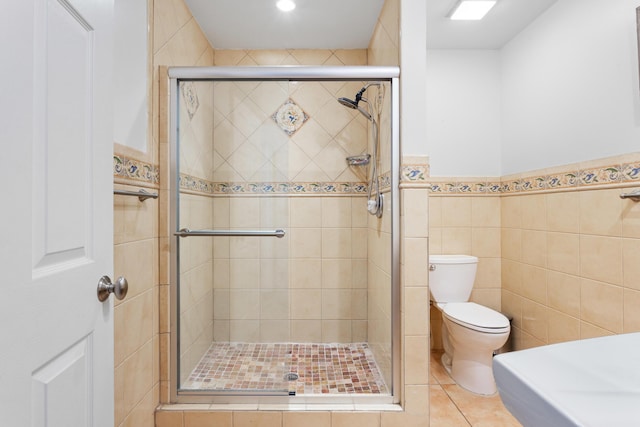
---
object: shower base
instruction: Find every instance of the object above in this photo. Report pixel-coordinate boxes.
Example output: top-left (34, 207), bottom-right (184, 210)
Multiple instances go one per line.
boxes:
top-left (182, 342), bottom-right (389, 395)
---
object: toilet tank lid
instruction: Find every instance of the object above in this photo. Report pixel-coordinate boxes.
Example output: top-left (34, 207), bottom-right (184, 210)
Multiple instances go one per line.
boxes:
top-left (429, 254), bottom-right (478, 264)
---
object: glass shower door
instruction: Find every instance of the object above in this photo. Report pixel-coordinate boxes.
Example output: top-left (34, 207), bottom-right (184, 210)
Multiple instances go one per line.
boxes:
top-left (171, 73), bottom-right (396, 400)
top-left (175, 79), bottom-right (291, 395)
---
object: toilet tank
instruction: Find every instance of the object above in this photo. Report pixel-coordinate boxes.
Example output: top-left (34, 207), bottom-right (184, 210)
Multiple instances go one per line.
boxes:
top-left (429, 254), bottom-right (478, 303)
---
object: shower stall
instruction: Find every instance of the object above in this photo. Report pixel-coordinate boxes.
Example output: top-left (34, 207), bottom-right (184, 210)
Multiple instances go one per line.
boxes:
top-left (168, 66), bottom-right (400, 403)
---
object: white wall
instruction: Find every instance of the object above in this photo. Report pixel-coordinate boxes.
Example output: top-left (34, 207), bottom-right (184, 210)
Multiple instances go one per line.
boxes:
top-left (426, 50), bottom-right (502, 176)
top-left (400, 0), bottom-right (428, 156)
top-left (501, 0), bottom-right (640, 175)
top-left (425, 0), bottom-right (640, 177)
top-left (114, 0), bottom-right (148, 152)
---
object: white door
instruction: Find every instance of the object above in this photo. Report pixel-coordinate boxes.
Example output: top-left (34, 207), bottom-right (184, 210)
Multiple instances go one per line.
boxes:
top-left (0, 0), bottom-right (114, 426)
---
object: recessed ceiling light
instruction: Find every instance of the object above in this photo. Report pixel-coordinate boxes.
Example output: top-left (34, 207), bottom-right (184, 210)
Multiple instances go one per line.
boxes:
top-left (449, 0), bottom-right (496, 20)
top-left (276, 0), bottom-right (296, 12)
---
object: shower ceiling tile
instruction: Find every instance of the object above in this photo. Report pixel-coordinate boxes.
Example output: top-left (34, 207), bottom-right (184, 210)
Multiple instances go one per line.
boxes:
top-left (272, 99), bottom-right (309, 136)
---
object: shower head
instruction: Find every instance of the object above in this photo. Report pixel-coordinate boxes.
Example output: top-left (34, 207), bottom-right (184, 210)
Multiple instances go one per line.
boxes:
top-left (337, 83), bottom-right (382, 121)
top-left (337, 94), bottom-right (373, 121)
top-left (337, 97), bottom-right (359, 109)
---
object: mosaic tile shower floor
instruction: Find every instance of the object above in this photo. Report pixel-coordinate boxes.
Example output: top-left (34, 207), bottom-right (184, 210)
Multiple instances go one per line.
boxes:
top-left (182, 342), bottom-right (389, 395)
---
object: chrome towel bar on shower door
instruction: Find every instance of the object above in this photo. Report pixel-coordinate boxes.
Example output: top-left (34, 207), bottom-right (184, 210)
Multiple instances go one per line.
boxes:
top-left (114, 188), bottom-right (159, 201)
top-left (174, 228), bottom-right (286, 238)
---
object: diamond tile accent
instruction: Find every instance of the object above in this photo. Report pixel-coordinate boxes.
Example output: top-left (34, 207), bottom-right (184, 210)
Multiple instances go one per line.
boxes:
top-left (180, 81), bottom-right (199, 119)
top-left (272, 99), bottom-right (309, 136)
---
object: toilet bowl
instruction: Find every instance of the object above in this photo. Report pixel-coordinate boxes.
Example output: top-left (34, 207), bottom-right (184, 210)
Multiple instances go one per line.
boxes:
top-left (429, 255), bottom-right (510, 395)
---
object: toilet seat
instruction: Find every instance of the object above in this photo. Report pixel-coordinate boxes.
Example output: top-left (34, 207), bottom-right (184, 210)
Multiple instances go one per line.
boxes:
top-left (441, 302), bottom-right (510, 334)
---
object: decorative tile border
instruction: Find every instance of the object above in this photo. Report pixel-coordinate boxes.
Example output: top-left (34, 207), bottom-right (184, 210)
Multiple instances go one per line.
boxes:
top-left (429, 180), bottom-right (502, 194)
top-left (113, 156), bottom-right (640, 196)
top-left (113, 155), bottom-right (159, 185)
top-left (428, 161), bottom-right (640, 195)
top-left (178, 163), bottom-right (433, 196)
top-left (179, 173), bottom-right (369, 196)
top-left (379, 171), bottom-right (391, 191)
top-left (401, 164), bottom-right (429, 182)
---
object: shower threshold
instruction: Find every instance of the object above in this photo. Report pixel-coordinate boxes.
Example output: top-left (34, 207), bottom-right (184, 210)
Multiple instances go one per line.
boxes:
top-left (182, 342), bottom-right (389, 396)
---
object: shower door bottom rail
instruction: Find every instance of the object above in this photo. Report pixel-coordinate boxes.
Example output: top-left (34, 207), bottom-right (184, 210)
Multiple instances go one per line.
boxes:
top-left (174, 228), bottom-right (286, 238)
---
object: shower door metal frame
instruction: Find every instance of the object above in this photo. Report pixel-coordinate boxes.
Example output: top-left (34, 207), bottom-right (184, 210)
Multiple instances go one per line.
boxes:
top-left (168, 66), bottom-right (401, 405)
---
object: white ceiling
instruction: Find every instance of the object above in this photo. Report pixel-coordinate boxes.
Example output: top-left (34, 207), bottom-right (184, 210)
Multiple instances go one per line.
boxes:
top-left (426, 0), bottom-right (559, 49)
top-left (184, 0), bottom-right (559, 51)
top-left (184, 0), bottom-right (385, 50)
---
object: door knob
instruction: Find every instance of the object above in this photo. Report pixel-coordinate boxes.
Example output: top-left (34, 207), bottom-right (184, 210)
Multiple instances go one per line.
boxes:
top-left (97, 275), bottom-right (128, 302)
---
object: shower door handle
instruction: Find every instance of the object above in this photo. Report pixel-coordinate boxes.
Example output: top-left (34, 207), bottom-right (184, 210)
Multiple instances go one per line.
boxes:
top-left (174, 228), bottom-right (286, 238)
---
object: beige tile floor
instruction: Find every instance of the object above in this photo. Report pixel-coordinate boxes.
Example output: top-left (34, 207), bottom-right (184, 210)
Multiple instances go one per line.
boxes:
top-left (430, 350), bottom-right (522, 427)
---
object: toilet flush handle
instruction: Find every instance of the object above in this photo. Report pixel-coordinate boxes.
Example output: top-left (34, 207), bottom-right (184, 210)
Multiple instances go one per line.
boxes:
top-left (429, 264), bottom-right (436, 271)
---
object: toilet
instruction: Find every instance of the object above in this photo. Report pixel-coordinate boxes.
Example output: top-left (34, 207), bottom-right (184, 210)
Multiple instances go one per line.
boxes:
top-left (429, 254), bottom-right (510, 395)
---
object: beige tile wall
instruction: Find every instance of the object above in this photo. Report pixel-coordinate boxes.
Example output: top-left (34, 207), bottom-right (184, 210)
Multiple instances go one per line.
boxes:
top-left (209, 79), bottom-right (370, 184)
top-left (426, 153), bottom-right (640, 354)
top-left (501, 186), bottom-right (640, 350)
top-left (114, 0), bottom-right (214, 423)
top-left (171, 55), bottom-right (378, 348)
top-left (178, 193), bottom-right (215, 383)
top-left (214, 49), bottom-right (367, 67)
top-left (368, 0), bottom-right (400, 67)
top-left (428, 195), bottom-right (502, 349)
top-left (429, 195), bottom-right (503, 309)
top-left (365, 80), bottom-right (394, 385)
top-left (368, 197), bottom-right (393, 386)
top-left (179, 81), bottom-right (215, 182)
top-left (114, 183), bottom-right (160, 427)
top-left (114, 0), bottom-right (213, 418)
top-left (204, 195), bottom-right (369, 343)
